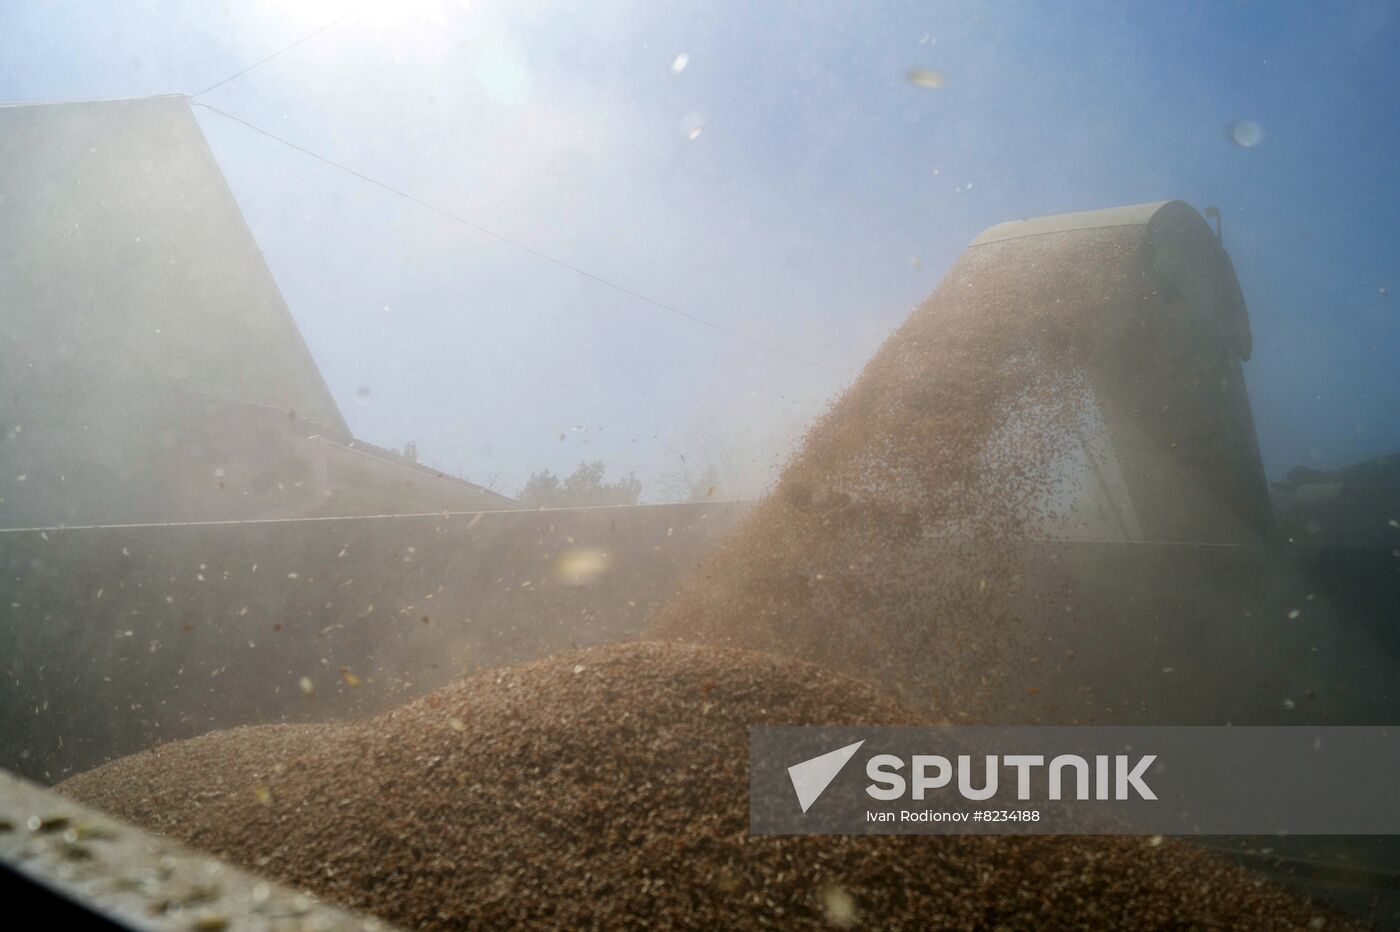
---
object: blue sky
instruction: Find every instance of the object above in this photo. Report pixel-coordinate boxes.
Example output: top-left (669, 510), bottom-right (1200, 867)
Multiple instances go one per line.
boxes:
top-left (2, 1), bottom-right (1397, 498)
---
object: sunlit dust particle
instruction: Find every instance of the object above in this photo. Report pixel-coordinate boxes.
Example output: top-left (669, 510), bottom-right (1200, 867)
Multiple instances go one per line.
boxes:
top-left (905, 68), bottom-right (946, 89)
top-left (1231, 120), bottom-right (1263, 148)
top-left (343, 672), bottom-right (361, 687)
top-left (299, 676), bottom-right (314, 697)
top-left (820, 884), bottom-right (858, 928)
top-left (28, 815), bottom-right (70, 833)
top-left (254, 785), bottom-right (273, 807)
top-left (671, 53), bottom-right (689, 74)
top-left (554, 548), bottom-right (612, 586)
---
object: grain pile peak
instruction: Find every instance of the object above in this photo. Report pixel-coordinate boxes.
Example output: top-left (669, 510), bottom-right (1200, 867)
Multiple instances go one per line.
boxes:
top-left (648, 207), bottom-right (1258, 721)
top-left (58, 641), bottom-right (1350, 930)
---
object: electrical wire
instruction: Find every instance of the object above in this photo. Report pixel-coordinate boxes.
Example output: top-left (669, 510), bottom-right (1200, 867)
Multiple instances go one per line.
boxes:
top-left (190, 5), bottom-right (368, 99)
top-left (193, 101), bottom-right (834, 371)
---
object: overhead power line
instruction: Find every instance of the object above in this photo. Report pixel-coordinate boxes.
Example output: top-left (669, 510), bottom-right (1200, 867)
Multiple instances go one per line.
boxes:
top-left (191, 5), bottom-right (368, 99)
top-left (193, 101), bottom-right (832, 371)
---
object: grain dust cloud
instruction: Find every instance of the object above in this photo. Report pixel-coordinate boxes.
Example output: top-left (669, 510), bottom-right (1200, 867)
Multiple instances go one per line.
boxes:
top-left (4, 2), bottom-right (1400, 929)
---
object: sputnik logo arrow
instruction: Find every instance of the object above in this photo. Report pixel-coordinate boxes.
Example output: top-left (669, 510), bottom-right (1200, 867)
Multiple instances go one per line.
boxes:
top-left (787, 740), bottom-right (865, 813)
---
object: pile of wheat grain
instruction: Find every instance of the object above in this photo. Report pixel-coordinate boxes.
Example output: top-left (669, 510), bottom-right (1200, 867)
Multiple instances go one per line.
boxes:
top-left (59, 641), bottom-right (1349, 930)
top-left (647, 227), bottom-right (1164, 721)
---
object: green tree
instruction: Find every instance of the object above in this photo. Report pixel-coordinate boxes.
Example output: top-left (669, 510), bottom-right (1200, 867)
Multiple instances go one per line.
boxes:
top-left (519, 461), bottom-right (642, 508)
